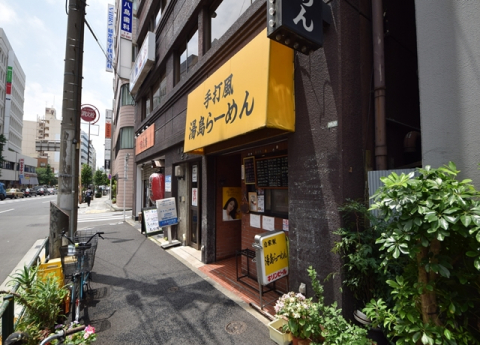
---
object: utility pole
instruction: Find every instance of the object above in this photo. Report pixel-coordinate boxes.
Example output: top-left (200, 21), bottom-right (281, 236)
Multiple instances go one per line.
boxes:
top-left (53, 0), bottom-right (86, 253)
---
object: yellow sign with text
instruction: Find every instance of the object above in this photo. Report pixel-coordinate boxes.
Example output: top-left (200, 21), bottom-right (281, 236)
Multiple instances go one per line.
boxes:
top-left (184, 29), bottom-right (295, 153)
top-left (259, 231), bottom-right (289, 285)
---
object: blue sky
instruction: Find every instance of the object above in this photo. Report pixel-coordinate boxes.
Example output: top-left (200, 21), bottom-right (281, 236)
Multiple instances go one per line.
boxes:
top-left (0, 0), bottom-right (113, 168)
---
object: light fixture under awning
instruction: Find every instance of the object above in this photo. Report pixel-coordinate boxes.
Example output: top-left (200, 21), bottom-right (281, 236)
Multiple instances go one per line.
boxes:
top-left (184, 29), bottom-right (295, 154)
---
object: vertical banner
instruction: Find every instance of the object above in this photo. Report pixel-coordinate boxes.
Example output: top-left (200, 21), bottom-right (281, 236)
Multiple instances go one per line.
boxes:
top-left (6, 66), bottom-right (12, 96)
top-left (105, 109), bottom-right (112, 171)
top-left (120, 0), bottom-right (133, 40)
top-left (106, 4), bottom-right (115, 72)
top-left (19, 159), bottom-right (24, 177)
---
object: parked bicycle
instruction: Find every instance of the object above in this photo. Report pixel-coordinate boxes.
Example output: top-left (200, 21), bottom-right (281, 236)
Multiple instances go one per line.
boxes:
top-left (39, 325), bottom-right (86, 345)
top-left (60, 229), bottom-right (104, 323)
top-left (3, 326), bottom-right (85, 345)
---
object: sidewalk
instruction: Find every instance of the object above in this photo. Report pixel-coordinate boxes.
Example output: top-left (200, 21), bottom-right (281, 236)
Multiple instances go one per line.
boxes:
top-left (81, 202), bottom-right (275, 344)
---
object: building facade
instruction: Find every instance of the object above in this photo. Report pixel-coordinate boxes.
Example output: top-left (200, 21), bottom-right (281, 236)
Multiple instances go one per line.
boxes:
top-left (0, 28), bottom-right (26, 154)
top-left (22, 107), bottom-right (63, 174)
top-left (80, 130), bottom-right (96, 172)
top-left (110, 0), bottom-right (136, 208)
top-left (121, 0), bottom-right (480, 316)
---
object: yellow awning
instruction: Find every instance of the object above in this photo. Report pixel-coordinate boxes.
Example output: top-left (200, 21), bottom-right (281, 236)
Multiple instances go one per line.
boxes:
top-left (184, 29), bottom-right (295, 153)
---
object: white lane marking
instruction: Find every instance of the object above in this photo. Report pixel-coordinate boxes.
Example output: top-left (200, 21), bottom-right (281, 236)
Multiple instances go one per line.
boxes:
top-left (0, 209), bottom-right (14, 213)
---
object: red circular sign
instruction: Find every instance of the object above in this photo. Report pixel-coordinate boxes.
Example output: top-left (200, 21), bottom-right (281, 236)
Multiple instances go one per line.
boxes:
top-left (81, 107), bottom-right (96, 122)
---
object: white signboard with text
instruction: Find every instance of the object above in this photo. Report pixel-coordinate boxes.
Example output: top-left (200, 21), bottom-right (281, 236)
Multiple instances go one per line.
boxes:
top-left (156, 198), bottom-right (178, 226)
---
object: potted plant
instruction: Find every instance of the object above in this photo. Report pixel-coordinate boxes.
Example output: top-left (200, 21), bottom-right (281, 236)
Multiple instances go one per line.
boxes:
top-left (364, 162), bottom-right (480, 344)
top-left (274, 291), bottom-right (318, 344)
top-left (273, 267), bottom-right (375, 345)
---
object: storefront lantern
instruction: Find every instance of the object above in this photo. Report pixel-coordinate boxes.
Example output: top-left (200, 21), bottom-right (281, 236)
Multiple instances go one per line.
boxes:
top-left (149, 172), bottom-right (165, 203)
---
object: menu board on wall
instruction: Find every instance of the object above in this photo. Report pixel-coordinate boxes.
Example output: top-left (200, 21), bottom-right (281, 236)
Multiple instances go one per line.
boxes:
top-left (256, 156), bottom-right (288, 188)
top-left (243, 156), bottom-right (256, 185)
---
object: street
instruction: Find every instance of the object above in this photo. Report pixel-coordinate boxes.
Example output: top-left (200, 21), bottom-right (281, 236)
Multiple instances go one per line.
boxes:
top-left (0, 195), bottom-right (131, 284)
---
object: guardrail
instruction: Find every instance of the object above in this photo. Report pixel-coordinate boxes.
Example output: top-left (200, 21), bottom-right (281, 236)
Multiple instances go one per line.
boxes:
top-left (1, 237), bottom-right (49, 341)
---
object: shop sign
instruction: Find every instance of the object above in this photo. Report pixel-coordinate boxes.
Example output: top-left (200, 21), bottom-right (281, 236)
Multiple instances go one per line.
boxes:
top-left (120, 0), bottom-right (133, 40)
top-left (136, 124), bottom-right (155, 154)
top-left (106, 3), bottom-right (114, 72)
top-left (130, 31), bottom-right (155, 94)
top-left (184, 29), bottom-right (295, 153)
top-left (267, 0), bottom-right (325, 54)
top-left (19, 159), bottom-right (24, 176)
top-left (156, 197), bottom-right (178, 226)
top-left (81, 106), bottom-right (96, 122)
top-left (253, 231), bottom-right (289, 285)
top-left (105, 122), bottom-right (112, 138)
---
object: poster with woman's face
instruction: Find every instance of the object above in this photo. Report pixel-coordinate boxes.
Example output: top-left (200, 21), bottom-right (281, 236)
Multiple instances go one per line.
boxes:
top-left (222, 187), bottom-right (242, 221)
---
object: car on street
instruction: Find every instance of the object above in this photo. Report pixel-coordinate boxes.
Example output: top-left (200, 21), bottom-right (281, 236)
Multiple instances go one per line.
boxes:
top-left (22, 188), bottom-right (37, 197)
top-left (33, 187), bottom-right (45, 196)
top-left (47, 187), bottom-right (57, 195)
top-left (6, 188), bottom-right (24, 199)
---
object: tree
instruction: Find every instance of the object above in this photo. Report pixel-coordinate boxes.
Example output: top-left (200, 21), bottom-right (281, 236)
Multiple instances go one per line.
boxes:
top-left (81, 164), bottom-right (93, 188)
top-left (366, 162), bottom-right (480, 344)
top-left (93, 170), bottom-right (109, 187)
top-left (36, 164), bottom-right (55, 186)
top-left (0, 134), bottom-right (6, 178)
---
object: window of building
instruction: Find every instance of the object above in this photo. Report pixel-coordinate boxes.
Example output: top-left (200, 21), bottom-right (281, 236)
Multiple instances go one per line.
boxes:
top-left (208, 0), bottom-right (256, 51)
top-left (176, 28), bottom-right (198, 84)
top-left (120, 84), bottom-right (134, 106)
top-left (145, 93), bottom-right (151, 118)
top-left (120, 126), bottom-right (134, 149)
top-left (152, 71), bottom-right (166, 110)
top-left (155, 0), bottom-right (169, 28)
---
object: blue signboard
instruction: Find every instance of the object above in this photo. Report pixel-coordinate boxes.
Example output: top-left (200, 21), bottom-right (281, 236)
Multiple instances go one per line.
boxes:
top-left (106, 4), bottom-right (114, 72)
top-left (120, 0), bottom-right (133, 40)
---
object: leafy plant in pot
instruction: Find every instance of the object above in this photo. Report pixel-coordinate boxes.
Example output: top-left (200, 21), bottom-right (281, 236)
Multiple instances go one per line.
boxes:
top-left (364, 162), bottom-right (480, 344)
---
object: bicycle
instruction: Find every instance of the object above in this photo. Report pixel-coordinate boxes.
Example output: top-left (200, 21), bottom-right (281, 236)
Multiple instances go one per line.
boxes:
top-left (3, 326), bottom-right (85, 345)
top-left (60, 230), bottom-right (104, 323)
top-left (39, 325), bottom-right (86, 345)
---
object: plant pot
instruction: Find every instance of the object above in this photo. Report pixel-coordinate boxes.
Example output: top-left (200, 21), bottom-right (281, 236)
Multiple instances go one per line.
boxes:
top-left (292, 335), bottom-right (312, 345)
top-left (267, 318), bottom-right (292, 345)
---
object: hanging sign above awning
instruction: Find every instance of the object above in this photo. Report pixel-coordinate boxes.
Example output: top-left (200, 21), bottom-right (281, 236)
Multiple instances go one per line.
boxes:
top-left (184, 29), bottom-right (295, 154)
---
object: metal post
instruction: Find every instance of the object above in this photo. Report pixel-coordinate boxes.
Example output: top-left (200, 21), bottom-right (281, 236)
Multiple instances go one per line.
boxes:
top-left (87, 121), bottom-right (90, 170)
top-left (2, 295), bottom-right (15, 340)
top-left (56, 0), bottom-right (86, 239)
top-left (123, 153), bottom-right (129, 222)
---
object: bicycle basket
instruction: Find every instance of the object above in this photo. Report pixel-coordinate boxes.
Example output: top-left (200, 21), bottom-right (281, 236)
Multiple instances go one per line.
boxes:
top-left (60, 245), bottom-right (97, 276)
top-left (60, 246), bottom-right (78, 277)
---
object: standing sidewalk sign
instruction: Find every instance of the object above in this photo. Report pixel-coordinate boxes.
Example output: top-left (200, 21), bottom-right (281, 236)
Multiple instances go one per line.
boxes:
top-left (253, 230), bottom-right (289, 310)
top-left (141, 207), bottom-right (161, 236)
top-left (156, 198), bottom-right (181, 248)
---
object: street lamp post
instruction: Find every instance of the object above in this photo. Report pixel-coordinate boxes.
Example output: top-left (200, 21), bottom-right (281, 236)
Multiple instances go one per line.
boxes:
top-left (123, 153), bottom-right (129, 222)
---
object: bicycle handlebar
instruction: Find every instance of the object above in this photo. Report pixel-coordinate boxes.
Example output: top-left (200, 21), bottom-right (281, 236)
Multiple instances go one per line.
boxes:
top-left (61, 230), bottom-right (105, 245)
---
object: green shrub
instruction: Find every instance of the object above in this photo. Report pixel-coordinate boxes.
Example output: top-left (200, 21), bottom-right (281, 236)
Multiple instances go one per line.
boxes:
top-left (365, 162), bottom-right (480, 345)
